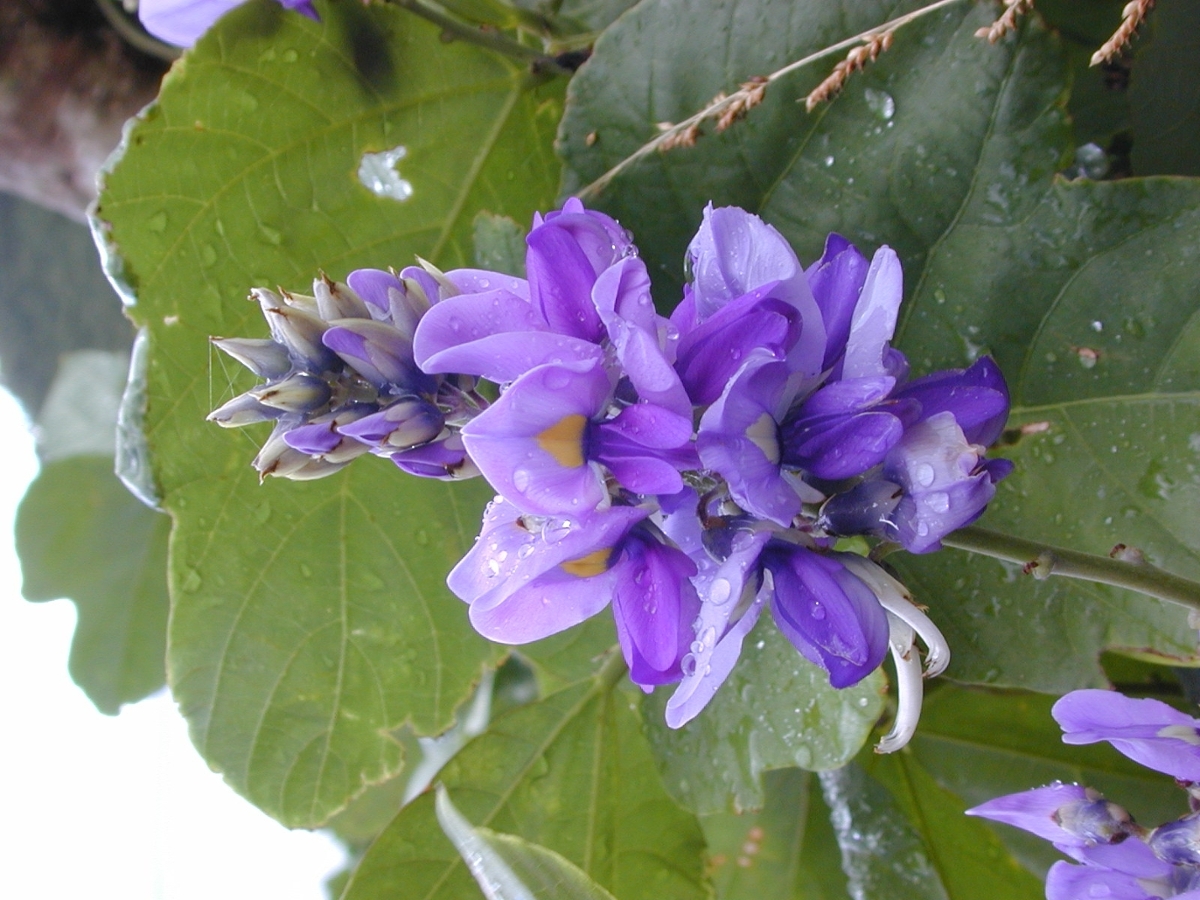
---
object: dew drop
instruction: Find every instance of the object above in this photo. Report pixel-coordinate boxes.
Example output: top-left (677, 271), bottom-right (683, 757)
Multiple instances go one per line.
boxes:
top-left (915, 463), bottom-right (935, 487)
top-left (541, 518), bottom-right (572, 543)
top-left (486, 559), bottom-right (501, 577)
top-left (258, 224), bottom-right (282, 246)
top-left (147, 211), bottom-right (168, 233)
top-left (513, 467), bottom-right (532, 492)
top-left (516, 543), bottom-right (535, 559)
top-left (200, 244), bottom-right (218, 267)
top-left (415, 529), bottom-right (430, 545)
top-left (281, 48), bottom-right (299, 62)
top-left (811, 602), bottom-right (826, 620)
top-left (700, 626), bottom-right (717, 648)
top-left (681, 654), bottom-right (697, 676)
top-left (864, 87), bottom-right (895, 120)
top-left (926, 492), bottom-right (950, 513)
top-left (709, 577), bottom-right (732, 604)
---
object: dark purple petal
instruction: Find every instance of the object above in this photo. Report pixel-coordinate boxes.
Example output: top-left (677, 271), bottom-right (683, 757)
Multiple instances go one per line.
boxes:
top-left (1148, 814), bottom-right (1200, 866)
top-left (278, 0), bottom-right (318, 19)
top-left (686, 204), bottom-right (801, 319)
top-left (421, 327), bottom-right (603, 385)
top-left (460, 361), bottom-right (610, 515)
top-left (283, 421), bottom-right (343, 455)
top-left (763, 545), bottom-right (889, 688)
top-left (611, 530), bottom-right (701, 687)
top-left (526, 211), bottom-right (609, 342)
top-left (674, 290), bottom-right (800, 405)
top-left (895, 356), bottom-right (1011, 446)
top-left (1053, 690), bottom-right (1200, 782)
top-left (538, 198), bottom-right (634, 277)
top-left (806, 233), bottom-right (869, 372)
top-left (818, 479), bottom-right (903, 537)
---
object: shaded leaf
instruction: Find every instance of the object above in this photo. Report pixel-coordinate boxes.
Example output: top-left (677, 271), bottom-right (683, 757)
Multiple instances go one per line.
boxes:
top-left (641, 617), bottom-right (884, 815)
top-left (95, 0), bottom-right (565, 825)
top-left (473, 212), bottom-right (527, 277)
top-left (16, 455), bottom-right (169, 714)
top-left (342, 660), bottom-right (708, 900)
top-left (1130, 0), bottom-right (1200, 176)
top-left (701, 768), bottom-right (847, 900)
top-left (435, 786), bottom-right (619, 900)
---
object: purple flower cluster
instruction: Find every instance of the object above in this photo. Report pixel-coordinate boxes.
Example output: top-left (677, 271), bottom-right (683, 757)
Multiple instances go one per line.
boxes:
top-left (213, 200), bottom-right (1012, 744)
top-left (969, 690), bottom-right (1200, 899)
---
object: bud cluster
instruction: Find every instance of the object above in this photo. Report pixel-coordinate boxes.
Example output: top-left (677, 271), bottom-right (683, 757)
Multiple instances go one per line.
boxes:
top-left (212, 200), bottom-right (1015, 747)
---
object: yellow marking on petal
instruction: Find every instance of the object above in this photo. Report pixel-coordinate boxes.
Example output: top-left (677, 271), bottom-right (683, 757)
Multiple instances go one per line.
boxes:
top-left (1158, 725), bottom-right (1200, 745)
top-left (560, 548), bottom-right (612, 578)
top-left (537, 413), bottom-right (587, 468)
top-left (746, 412), bottom-right (781, 465)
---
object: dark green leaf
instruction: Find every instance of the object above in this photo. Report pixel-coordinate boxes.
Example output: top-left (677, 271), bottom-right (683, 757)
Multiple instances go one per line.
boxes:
top-left (561, 0), bottom-right (1200, 690)
top-left (701, 768), bottom-right (847, 900)
top-left (16, 455), bottom-right (169, 714)
top-left (342, 662), bottom-right (708, 900)
top-left (1130, 0), bottom-right (1200, 176)
top-left (95, 0), bottom-right (565, 825)
top-left (641, 617), bottom-right (884, 815)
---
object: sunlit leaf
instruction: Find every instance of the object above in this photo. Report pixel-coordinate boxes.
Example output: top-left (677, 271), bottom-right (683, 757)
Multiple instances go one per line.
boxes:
top-left (95, 0), bottom-right (564, 825)
top-left (342, 660), bottom-right (708, 900)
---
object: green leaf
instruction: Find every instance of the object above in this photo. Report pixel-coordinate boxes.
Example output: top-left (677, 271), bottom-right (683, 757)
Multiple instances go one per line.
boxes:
top-left (561, 0), bottom-right (1200, 690)
top-left (908, 685), bottom-right (1191, 876)
top-left (864, 753), bottom-right (1043, 900)
top-left (701, 768), bottom-right (847, 900)
top-left (816, 763), bottom-right (950, 900)
top-left (342, 660), bottom-right (709, 900)
top-left (641, 617), bottom-right (884, 815)
top-left (435, 786), bottom-right (620, 900)
top-left (94, 0), bottom-right (565, 825)
top-left (16, 455), bottom-right (170, 714)
top-left (473, 212), bottom-right (528, 277)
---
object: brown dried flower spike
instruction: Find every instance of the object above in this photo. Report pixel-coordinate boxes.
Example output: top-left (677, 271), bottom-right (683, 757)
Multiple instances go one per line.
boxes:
top-left (716, 76), bottom-right (769, 132)
top-left (975, 0), bottom-right (1034, 44)
top-left (805, 31), bottom-right (894, 112)
top-left (1091, 0), bottom-right (1154, 66)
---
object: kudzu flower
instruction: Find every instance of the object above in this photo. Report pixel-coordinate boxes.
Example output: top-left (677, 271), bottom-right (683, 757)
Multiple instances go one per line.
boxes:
top-left (213, 199), bottom-right (1012, 748)
top-left (969, 689), bottom-right (1200, 899)
top-left (138, 0), bottom-right (317, 47)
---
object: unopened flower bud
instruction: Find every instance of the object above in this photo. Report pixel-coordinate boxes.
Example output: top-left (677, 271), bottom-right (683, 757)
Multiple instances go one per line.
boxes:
top-left (206, 393), bottom-right (280, 428)
top-left (314, 275), bottom-right (370, 321)
top-left (338, 398), bottom-right (445, 450)
top-left (211, 336), bottom-right (291, 379)
top-left (255, 289), bottom-right (337, 369)
top-left (1053, 791), bottom-right (1135, 844)
top-left (1149, 813), bottom-right (1200, 865)
top-left (249, 373), bottom-right (332, 413)
top-left (253, 429), bottom-right (348, 481)
top-left (322, 319), bottom-right (427, 389)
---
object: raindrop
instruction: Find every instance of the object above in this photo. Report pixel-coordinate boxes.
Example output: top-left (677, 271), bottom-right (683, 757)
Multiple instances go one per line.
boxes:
top-left (1090, 320), bottom-right (1103, 332)
top-left (709, 577), bottom-right (732, 604)
top-left (147, 211), bottom-right (168, 233)
top-left (180, 567), bottom-right (202, 592)
top-left (415, 529), bottom-right (430, 545)
top-left (681, 654), bottom-right (697, 676)
top-left (486, 559), bottom-right (501, 577)
top-left (811, 602), bottom-right (826, 620)
top-left (863, 88), bottom-right (895, 120)
top-left (200, 244), bottom-right (218, 267)
top-left (926, 492), bottom-right (950, 513)
top-left (915, 463), bottom-right (935, 487)
top-left (512, 467), bottom-right (532, 492)
top-left (541, 517), bottom-right (572, 543)
top-left (258, 223), bottom-right (282, 246)
top-left (358, 145), bottom-right (414, 202)
top-left (824, 155), bottom-right (835, 167)
top-left (281, 48), bottom-right (299, 62)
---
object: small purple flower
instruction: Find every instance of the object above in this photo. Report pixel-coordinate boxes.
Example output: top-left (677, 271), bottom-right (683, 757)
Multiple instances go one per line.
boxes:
top-left (460, 360), bottom-right (694, 516)
top-left (139, 0), bottom-right (317, 47)
top-left (967, 783), bottom-right (1137, 853)
top-left (1053, 690), bottom-right (1200, 783)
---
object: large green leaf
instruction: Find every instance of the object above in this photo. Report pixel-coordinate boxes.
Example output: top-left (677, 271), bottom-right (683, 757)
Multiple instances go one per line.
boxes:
top-left (94, 0), bottom-right (565, 826)
top-left (701, 768), bottom-right (847, 900)
top-left (560, 0), bottom-right (1200, 691)
top-left (909, 684), bottom-right (1192, 876)
top-left (641, 617), bottom-right (884, 815)
top-left (342, 660), bottom-right (708, 900)
top-left (1130, 0), bottom-right (1200, 176)
top-left (16, 455), bottom-right (170, 714)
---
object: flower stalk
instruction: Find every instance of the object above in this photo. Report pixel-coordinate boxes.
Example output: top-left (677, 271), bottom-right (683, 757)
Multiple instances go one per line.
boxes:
top-left (942, 525), bottom-right (1200, 614)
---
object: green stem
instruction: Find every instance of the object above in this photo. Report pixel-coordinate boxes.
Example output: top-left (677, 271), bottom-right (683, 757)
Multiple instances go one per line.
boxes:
top-left (389, 0), bottom-right (569, 74)
top-left (943, 526), bottom-right (1200, 614)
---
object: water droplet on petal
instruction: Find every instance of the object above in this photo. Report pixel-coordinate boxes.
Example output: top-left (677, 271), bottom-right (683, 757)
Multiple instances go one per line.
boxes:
top-left (915, 463), bottom-right (935, 487)
top-left (709, 577), bottom-right (732, 604)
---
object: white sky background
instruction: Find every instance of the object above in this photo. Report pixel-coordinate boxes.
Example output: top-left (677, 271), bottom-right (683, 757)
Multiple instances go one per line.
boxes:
top-left (0, 389), bottom-right (347, 899)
